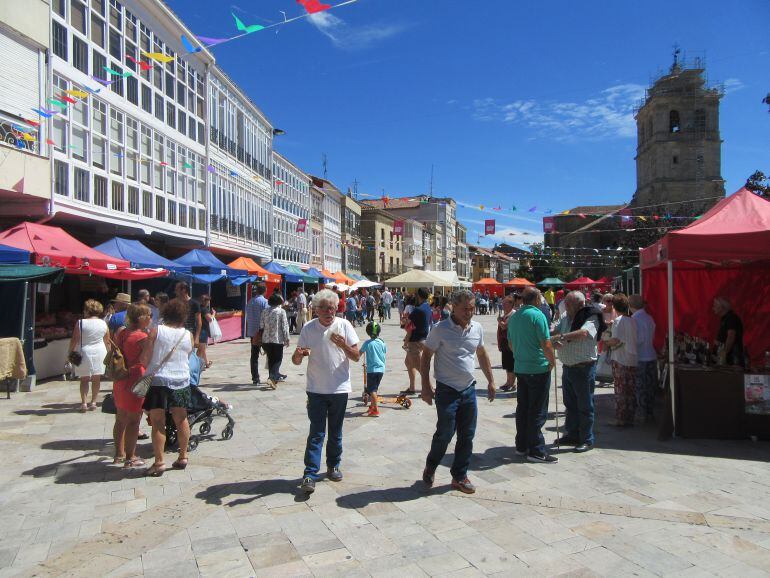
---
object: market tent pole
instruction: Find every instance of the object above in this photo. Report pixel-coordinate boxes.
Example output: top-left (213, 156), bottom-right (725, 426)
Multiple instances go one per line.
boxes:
top-left (667, 260), bottom-right (676, 436)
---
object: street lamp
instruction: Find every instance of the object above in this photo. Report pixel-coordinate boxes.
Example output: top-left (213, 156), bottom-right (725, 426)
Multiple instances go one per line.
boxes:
top-left (273, 128), bottom-right (285, 136)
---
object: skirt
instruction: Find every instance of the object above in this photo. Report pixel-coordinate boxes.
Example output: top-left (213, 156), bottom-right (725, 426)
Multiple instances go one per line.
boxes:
top-left (501, 348), bottom-right (515, 372)
top-left (113, 379), bottom-right (145, 413)
top-left (143, 384), bottom-right (191, 411)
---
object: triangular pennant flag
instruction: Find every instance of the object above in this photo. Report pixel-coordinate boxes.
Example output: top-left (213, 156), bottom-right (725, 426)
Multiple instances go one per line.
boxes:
top-left (232, 13), bottom-right (264, 34)
top-left (181, 34), bottom-right (202, 54)
top-left (142, 52), bottom-right (174, 63)
top-left (297, 0), bottom-right (332, 14)
top-left (64, 89), bottom-right (88, 98)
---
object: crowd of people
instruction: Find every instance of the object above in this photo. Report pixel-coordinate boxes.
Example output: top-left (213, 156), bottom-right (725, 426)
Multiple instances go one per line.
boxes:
top-left (64, 275), bottom-right (743, 494)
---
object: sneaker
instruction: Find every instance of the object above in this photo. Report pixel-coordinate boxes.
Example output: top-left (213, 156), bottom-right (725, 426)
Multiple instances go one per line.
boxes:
top-left (327, 466), bottom-right (343, 482)
top-left (574, 443), bottom-right (593, 453)
top-left (451, 478), bottom-right (476, 494)
top-left (527, 453), bottom-right (558, 464)
top-left (554, 436), bottom-right (579, 446)
top-left (301, 476), bottom-right (316, 493)
top-left (278, 374), bottom-right (287, 382)
top-left (267, 378), bottom-right (277, 390)
top-left (252, 378), bottom-right (261, 385)
top-left (422, 466), bottom-right (435, 488)
top-left (514, 448), bottom-right (527, 456)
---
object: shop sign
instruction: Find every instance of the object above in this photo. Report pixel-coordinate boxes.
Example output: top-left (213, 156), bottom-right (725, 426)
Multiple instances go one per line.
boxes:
top-left (745, 374), bottom-right (770, 415)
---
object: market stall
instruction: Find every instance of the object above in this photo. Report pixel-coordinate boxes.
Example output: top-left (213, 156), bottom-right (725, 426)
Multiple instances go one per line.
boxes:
top-left (537, 277), bottom-right (565, 287)
top-left (640, 188), bottom-right (770, 439)
top-left (473, 277), bottom-right (504, 297)
top-left (384, 269), bottom-right (449, 290)
top-left (0, 222), bottom-right (168, 380)
top-left (306, 267), bottom-right (332, 284)
top-left (564, 276), bottom-right (598, 292)
top-left (504, 278), bottom-right (535, 293)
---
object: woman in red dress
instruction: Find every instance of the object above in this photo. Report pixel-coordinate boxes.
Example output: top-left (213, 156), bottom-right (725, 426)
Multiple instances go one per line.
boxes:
top-left (113, 303), bottom-right (152, 467)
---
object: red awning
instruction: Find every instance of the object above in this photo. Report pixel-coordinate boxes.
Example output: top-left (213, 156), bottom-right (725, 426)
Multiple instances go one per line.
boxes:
top-left (640, 188), bottom-right (770, 269)
top-left (0, 222), bottom-right (166, 279)
top-left (564, 276), bottom-right (597, 289)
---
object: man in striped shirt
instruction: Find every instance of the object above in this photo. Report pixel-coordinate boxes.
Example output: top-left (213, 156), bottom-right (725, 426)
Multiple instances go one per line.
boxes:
top-left (552, 291), bottom-right (601, 453)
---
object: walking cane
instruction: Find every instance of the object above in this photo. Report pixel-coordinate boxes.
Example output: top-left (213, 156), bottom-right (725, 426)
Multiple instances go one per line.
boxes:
top-left (553, 362), bottom-right (560, 449)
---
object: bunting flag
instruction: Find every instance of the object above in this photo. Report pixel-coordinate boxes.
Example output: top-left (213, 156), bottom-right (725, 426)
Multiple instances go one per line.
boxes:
top-left (142, 52), bottom-right (174, 63)
top-left (91, 76), bottom-right (115, 86)
top-left (48, 99), bottom-right (68, 109)
top-left (207, 165), bottom-right (216, 173)
top-left (59, 95), bottom-right (78, 104)
top-left (181, 34), bottom-right (202, 54)
top-left (393, 220), bottom-right (404, 236)
top-left (32, 108), bottom-right (56, 118)
top-left (296, 218), bottom-right (308, 233)
top-left (196, 35), bottom-right (230, 48)
top-left (528, 206), bottom-right (537, 212)
top-left (104, 66), bottom-right (133, 78)
top-left (229, 170), bottom-right (238, 177)
top-left (233, 13), bottom-right (265, 34)
top-left (484, 219), bottom-right (496, 235)
top-left (511, 205), bottom-right (517, 211)
top-left (297, 0), bottom-right (332, 14)
top-left (64, 89), bottom-right (88, 98)
top-left (182, 162), bottom-right (193, 169)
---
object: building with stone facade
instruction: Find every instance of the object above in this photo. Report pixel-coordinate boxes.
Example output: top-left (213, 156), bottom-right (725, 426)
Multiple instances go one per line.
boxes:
top-left (360, 205), bottom-right (402, 282)
top-left (309, 181), bottom-right (324, 270)
top-left (340, 191), bottom-right (362, 276)
top-left (456, 223), bottom-right (469, 280)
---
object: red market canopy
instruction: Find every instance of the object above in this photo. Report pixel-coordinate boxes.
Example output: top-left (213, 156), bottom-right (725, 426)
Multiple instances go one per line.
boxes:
top-left (564, 276), bottom-right (598, 289)
top-left (0, 222), bottom-right (167, 280)
top-left (640, 188), bottom-right (770, 268)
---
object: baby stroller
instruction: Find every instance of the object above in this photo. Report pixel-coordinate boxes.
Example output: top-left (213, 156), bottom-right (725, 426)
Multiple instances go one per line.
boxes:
top-left (165, 354), bottom-right (235, 452)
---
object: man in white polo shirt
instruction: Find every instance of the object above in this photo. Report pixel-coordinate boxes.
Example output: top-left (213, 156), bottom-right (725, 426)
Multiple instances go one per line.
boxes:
top-left (292, 289), bottom-right (361, 494)
top-left (420, 289), bottom-right (496, 494)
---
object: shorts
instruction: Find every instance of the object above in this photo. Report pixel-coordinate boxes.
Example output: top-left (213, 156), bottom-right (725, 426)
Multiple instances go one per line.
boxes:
top-left (199, 327), bottom-right (209, 343)
top-left (365, 372), bottom-right (384, 394)
top-left (501, 348), bottom-right (515, 372)
top-left (142, 382), bottom-right (191, 412)
top-left (405, 340), bottom-right (425, 368)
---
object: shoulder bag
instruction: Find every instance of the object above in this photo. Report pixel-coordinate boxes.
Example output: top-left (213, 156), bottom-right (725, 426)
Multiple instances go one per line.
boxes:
top-left (68, 320), bottom-right (83, 366)
top-left (132, 329), bottom-right (187, 397)
top-left (104, 332), bottom-right (129, 380)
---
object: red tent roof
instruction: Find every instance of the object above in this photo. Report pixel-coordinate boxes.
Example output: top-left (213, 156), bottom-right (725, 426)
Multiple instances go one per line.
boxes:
top-left (0, 222), bottom-right (166, 280)
top-left (564, 276), bottom-right (598, 289)
top-left (641, 188), bottom-right (770, 269)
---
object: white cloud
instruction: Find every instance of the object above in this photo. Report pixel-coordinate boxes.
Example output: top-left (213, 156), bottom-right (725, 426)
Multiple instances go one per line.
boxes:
top-left (722, 78), bottom-right (745, 94)
top-left (473, 83), bottom-right (647, 141)
top-left (308, 11), bottom-right (404, 50)
top-left (466, 222), bottom-right (543, 247)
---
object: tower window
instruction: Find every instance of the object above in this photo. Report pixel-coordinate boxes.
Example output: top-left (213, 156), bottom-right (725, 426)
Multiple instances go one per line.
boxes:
top-left (669, 110), bottom-right (681, 133)
top-left (672, 156), bottom-right (678, 164)
top-left (694, 109), bottom-right (706, 131)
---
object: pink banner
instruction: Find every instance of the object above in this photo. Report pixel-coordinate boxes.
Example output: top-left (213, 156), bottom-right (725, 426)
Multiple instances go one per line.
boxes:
top-left (543, 216), bottom-right (555, 233)
top-left (485, 219), bottom-right (495, 235)
top-left (393, 220), bottom-right (404, 236)
top-left (296, 218), bottom-right (307, 233)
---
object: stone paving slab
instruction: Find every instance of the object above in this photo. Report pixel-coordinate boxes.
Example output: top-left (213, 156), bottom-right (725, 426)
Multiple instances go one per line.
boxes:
top-left (0, 313), bottom-right (768, 576)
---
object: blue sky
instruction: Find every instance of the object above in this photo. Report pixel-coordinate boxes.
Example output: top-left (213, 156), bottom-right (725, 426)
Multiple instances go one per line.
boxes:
top-left (171, 0), bottom-right (769, 248)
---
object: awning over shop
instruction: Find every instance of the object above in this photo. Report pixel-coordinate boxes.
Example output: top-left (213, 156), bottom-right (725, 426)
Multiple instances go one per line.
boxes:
top-left (0, 222), bottom-right (167, 280)
top-left (227, 257), bottom-right (281, 284)
top-left (172, 249), bottom-right (248, 284)
top-left (564, 276), bottom-right (598, 289)
top-left (0, 264), bottom-right (64, 283)
top-left (264, 261), bottom-right (304, 284)
top-left (384, 269), bottom-right (449, 289)
top-left (305, 267), bottom-right (332, 283)
top-left (94, 237), bottom-right (191, 274)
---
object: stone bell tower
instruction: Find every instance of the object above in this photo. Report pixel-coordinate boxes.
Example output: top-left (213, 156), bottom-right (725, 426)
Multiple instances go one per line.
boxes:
top-left (632, 51), bottom-right (725, 214)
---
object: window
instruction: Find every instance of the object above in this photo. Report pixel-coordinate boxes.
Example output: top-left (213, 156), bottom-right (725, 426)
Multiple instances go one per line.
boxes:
top-left (52, 22), bottom-right (67, 59)
top-left (90, 14), bottom-right (105, 47)
top-left (72, 36), bottom-right (88, 73)
top-left (694, 109), bottom-right (706, 131)
top-left (74, 168), bottom-right (89, 201)
top-left (167, 200), bottom-right (176, 225)
top-left (155, 196), bottom-right (165, 221)
top-left (126, 76), bottom-right (138, 105)
top-left (94, 175), bottom-right (107, 206)
top-left (91, 0), bottom-right (104, 15)
top-left (52, 117), bottom-right (67, 152)
top-left (176, 81), bottom-right (185, 107)
top-left (110, 109), bottom-right (123, 143)
top-left (110, 63), bottom-right (124, 96)
top-left (125, 10), bottom-right (136, 41)
top-left (178, 110), bottom-right (186, 135)
top-left (199, 209), bottom-right (205, 230)
top-left (109, 0), bottom-right (121, 29)
top-left (153, 65), bottom-right (162, 90)
top-left (154, 94), bottom-right (164, 122)
top-left (166, 102), bottom-right (175, 129)
top-left (179, 204), bottom-right (187, 227)
top-left (188, 117), bottom-right (196, 141)
top-left (110, 145), bottom-right (122, 175)
top-left (669, 110), bottom-right (681, 133)
top-left (189, 207), bottom-right (196, 229)
top-left (92, 51), bottom-right (106, 81)
top-left (165, 73), bottom-right (174, 99)
top-left (197, 122), bottom-right (204, 145)
top-left (54, 0), bottom-right (66, 17)
top-left (127, 186), bottom-right (139, 215)
top-left (93, 136), bottom-right (106, 168)
top-left (72, 127), bottom-right (87, 161)
top-left (672, 155), bottom-right (678, 165)
top-left (108, 28), bottom-right (121, 60)
top-left (70, 0), bottom-right (86, 33)
top-left (142, 190), bottom-right (152, 217)
top-left (141, 84), bottom-right (152, 114)
top-left (111, 181), bottom-right (124, 211)
top-left (54, 161), bottom-right (68, 196)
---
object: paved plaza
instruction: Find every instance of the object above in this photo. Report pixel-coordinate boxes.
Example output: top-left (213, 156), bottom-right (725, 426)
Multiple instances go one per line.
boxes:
top-left (1, 313), bottom-right (769, 577)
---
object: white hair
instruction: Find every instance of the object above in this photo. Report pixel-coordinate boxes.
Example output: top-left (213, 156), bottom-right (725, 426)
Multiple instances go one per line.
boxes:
top-left (450, 289), bottom-right (474, 306)
top-left (714, 296), bottom-right (731, 311)
top-left (566, 290), bottom-right (586, 305)
top-left (312, 289), bottom-right (339, 309)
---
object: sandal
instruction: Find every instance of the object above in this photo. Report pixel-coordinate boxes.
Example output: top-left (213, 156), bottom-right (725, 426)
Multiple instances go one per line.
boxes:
top-left (145, 463), bottom-right (166, 477)
top-left (172, 458), bottom-right (188, 470)
top-left (137, 432), bottom-right (149, 440)
top-left (113, 456), bottom-right (126, 465)
top-left (205, 361), bottom-right (213, 368)
top-left (88, 402), bottom-right (97, 411)
top-left (79, 403), bottom-right (88, 413)
top-left (124, 458), bottom-right (145, 468)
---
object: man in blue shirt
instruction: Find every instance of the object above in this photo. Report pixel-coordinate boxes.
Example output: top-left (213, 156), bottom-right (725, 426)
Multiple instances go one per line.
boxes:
top-left (345, 294), bottom-right (358, 325)
top-left (420, 290), bottom-right (496, 494)
top-left (246, 284), bottom-right (269, 384)
top-left (404, 287), bottom-right (433, 394)
top-left (107, 293), bottom-right (131, 336)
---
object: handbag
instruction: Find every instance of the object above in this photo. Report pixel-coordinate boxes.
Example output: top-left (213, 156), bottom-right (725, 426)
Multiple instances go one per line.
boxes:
top-left (132, 329), bottom-right (187, 397)
top-left (595, 349), bottom-right (614, 383)
top-left (104, 336), bottom-right (129, 380)
top-left (208, 317), bottom-right (223, 343)
top-left (68, 321), bottom-right (83, 366)
top-left (101, 393), bottom-right (117, 414)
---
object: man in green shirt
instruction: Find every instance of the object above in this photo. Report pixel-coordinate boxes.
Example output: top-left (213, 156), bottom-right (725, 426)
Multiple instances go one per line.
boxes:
top-left (508, 287), bottom-right (557, 463)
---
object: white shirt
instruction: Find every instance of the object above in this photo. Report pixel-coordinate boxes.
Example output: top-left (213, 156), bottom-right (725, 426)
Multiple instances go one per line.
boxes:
top-left (632, 308), bottom-right (657, 362)
top-left (381, 290), bottom-right (393, 305)
top-left (297, 292), bottom-right (307, 309)
top-left (556, 316), bottom-right (598, 365)
top-left (611, 315), bottom-right (638, 367)
top-left (297, 318), bottom-right (360, 394)
top-left (147, 325), bottom-right (193, 386)
top-left (424, 317), bottom-right (484, 391)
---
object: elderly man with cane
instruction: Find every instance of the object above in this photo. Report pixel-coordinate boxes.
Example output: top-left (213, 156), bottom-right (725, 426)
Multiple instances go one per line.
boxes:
top-left (420, 290), bottom-right (496, 494)
top-left (552, 291), bottom-right (605, 453)
top-left (508, 287), bottom-right (558, 463)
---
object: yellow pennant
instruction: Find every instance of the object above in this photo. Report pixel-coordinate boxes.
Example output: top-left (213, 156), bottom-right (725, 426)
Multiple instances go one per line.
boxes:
top-left (21, 133), bottom-right (36, 141)
top-left (143, 52), bottom-right (174, 63)
top-left (65, 89), bottom-right (89, 98)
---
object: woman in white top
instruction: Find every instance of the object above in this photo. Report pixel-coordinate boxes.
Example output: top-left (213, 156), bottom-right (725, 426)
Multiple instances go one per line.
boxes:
top-left (260, 293), bottom-right (290, 389)
top-left (604, 293), bottom-right (638, 427)
top-left (140, 298), bottom-right (194, 476)
top-left (68, 299), bottom-right (110, 412)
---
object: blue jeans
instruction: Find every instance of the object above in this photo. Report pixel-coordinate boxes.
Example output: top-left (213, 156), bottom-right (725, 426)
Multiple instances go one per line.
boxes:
top-left (426, 382), bottom-right (478, 480)
top-left (562, 363), bottom-right (596, 445)
top-left (384, 303), bottom-right (391, 319)
top-left (303, 392), bottom-right (348, 480)
top-left (515, 372), bottom-right (551, 457)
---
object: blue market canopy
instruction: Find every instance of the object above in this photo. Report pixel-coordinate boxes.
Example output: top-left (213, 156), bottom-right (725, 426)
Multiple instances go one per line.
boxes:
top-left (305, 267), bottom-right (332, 283)
top-left (0, 243), bottom-right (30, 264)
top-left (93, 238), bottom-right (191, 274)
top-left (263, 261), bottom-right (307, 284)
top-left (172, 249), bottom-right (249, 283)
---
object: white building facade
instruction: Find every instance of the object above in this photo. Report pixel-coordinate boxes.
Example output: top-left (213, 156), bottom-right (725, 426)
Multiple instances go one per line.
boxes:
top-left (402, 219), bottom-right (423, 270)
top-left (322, 186), bottom-right (342, 273)
top-left (272, 152), bottom-right (310, 265)
top-left (48, 0), bottom-right (211, 243)
top-left (208, 69), bottom-right (273, 260)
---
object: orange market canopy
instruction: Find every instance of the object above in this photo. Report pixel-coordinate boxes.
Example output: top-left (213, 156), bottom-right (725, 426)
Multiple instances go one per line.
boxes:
top-left (228, 257), bottom-right (281, 284)
top-left (504, 278), bottom-right (535, 288)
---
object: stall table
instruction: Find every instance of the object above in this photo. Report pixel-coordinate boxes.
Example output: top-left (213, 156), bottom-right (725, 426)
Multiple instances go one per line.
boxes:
top-left (33, 338), bottom-right (71, 381)
top-left (666, 365), bottom-right (770, 440)
top-left (212, 311), bottom-right (242, 343)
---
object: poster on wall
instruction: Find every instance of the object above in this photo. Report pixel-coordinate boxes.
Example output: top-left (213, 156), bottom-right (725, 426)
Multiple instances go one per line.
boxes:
top-left (744, 374), bottom-right (770, 415)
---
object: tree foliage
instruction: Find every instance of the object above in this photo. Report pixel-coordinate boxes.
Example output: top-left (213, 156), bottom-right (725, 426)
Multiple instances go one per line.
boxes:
top-left (746, 170), bottom-right (770, 198)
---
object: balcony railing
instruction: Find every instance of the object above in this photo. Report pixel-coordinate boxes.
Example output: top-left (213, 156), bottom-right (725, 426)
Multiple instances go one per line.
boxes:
top-left (0, 111), bottom-right (40, 155)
